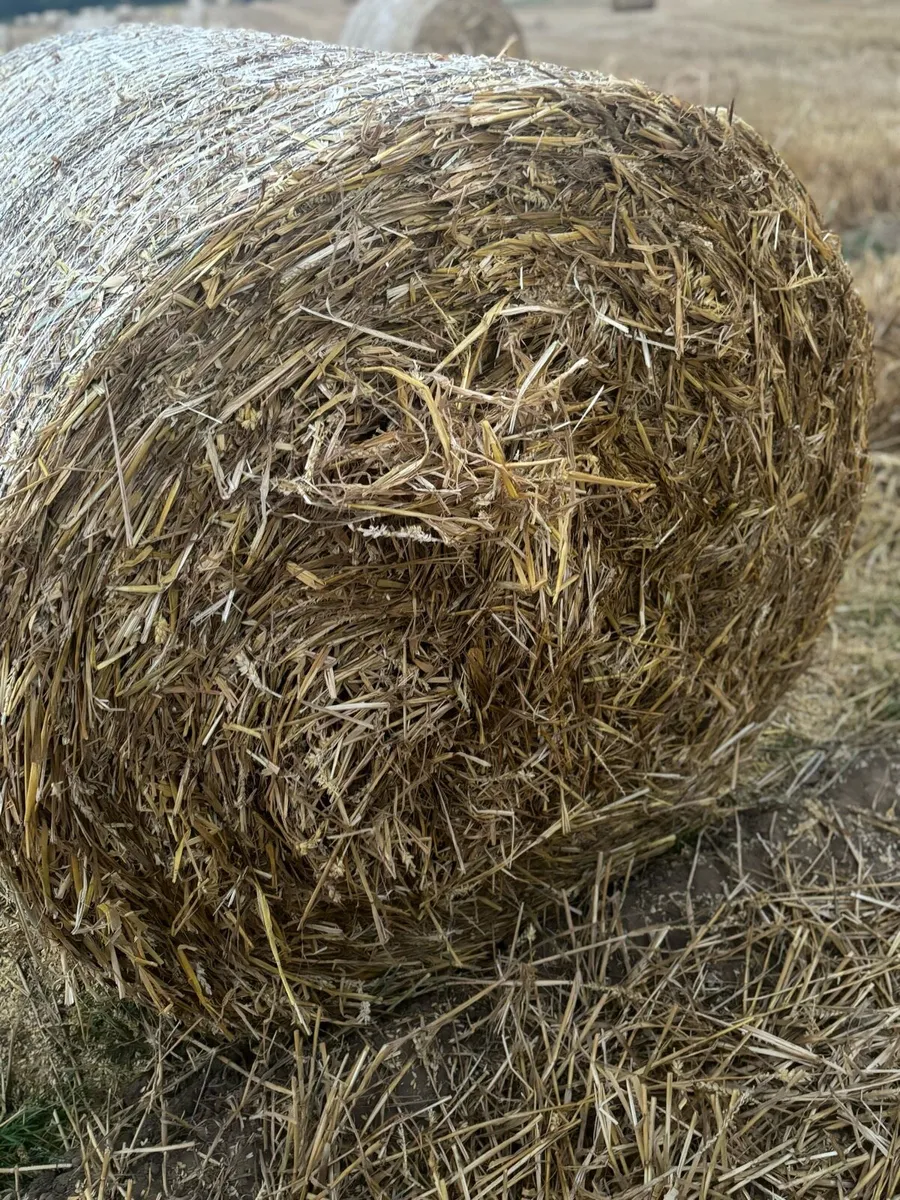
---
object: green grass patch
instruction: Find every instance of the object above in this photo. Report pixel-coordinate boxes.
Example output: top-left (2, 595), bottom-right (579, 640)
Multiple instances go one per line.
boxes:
top-left (0, 1103), bottom-right (67, 1171)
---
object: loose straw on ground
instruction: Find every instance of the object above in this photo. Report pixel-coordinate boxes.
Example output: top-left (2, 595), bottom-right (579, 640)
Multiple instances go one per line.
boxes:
top-left (26, 785), bottom-right (900, 1198)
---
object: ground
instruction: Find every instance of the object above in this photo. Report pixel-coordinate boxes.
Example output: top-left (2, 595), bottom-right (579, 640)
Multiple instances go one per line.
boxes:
top-left (0, 0), bottom-right (899, 1195)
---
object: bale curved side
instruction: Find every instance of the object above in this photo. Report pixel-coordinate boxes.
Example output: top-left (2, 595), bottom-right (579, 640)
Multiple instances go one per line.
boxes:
top-left (340, 0), bottom-right (526, 57)
top-left (0, 26), bottom-right (872, 1030)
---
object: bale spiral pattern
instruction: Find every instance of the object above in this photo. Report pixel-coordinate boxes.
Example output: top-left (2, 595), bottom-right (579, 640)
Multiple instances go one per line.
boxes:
top-left (0, 26), bottom-right (871, 1028)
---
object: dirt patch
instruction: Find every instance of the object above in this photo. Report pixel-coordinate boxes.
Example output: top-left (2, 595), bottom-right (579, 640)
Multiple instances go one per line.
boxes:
top-left (620, 750), bottom-right (900, 933)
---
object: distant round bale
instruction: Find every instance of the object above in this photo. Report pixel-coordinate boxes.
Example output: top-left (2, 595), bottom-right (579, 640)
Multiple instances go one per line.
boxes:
top-left (340, 0), bottom-right (527, 57)
top-left (0, 26), bottom-right (872, 1031)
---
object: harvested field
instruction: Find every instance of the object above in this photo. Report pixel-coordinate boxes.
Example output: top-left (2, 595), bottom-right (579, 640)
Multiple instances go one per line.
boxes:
top-left (0, 0), bottom-right (898, 1196)
top-left (7, 749), bottom-right (900, 1198)
top-left (854, 253), bottom-right (900, 453)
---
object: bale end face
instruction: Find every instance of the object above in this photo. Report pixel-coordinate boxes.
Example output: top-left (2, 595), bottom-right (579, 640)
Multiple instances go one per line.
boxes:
top-left (0, 26), bottom-right (873, 1030)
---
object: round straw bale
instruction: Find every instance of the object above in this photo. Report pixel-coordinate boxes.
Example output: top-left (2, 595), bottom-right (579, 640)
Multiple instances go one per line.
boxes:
top-left (0, 26), bottom-right (872, 1031)
top-left (340, 0), bottom-right (526, 57)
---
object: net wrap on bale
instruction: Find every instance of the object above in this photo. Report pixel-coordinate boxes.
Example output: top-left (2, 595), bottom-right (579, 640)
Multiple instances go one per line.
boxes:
top-left (340, 0), bottom-right (526, 57)
top-left (0, 26), bottom-right (871, 1030)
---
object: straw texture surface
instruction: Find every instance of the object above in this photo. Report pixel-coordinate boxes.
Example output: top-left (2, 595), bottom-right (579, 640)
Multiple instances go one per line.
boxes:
top-left (0, 25), bottom-right (871, 1030)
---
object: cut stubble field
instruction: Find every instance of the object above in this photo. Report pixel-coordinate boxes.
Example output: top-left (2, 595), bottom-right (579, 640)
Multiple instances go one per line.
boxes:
top-left (0, 0), bottom-right (898, 1195)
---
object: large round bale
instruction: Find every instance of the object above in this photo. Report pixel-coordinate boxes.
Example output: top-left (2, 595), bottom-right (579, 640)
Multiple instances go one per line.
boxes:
top-left (340, 0), bottom-right (526, 57)
top-left (0, 26), bottom-right (871, 1030)
top-left (853, 251), bottom-right (900, 452)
